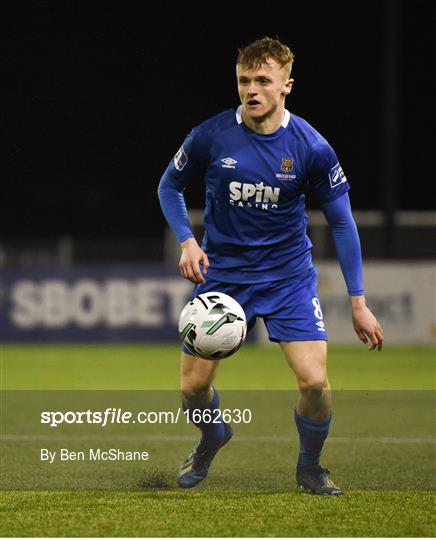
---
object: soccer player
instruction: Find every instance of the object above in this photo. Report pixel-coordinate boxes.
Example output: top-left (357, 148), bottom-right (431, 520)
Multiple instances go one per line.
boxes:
top-left (157, 37), bottom-right (383, 495)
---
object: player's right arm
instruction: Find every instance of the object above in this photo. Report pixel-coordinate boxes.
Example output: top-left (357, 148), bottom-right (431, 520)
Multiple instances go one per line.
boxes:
top-left (157, 127), bottom-right (210, 284)
top-left (179, 237), bottom-right (209, 284)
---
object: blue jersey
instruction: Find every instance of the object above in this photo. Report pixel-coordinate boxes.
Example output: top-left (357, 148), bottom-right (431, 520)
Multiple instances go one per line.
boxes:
top-left (159, 106), bottom-right (350, 284)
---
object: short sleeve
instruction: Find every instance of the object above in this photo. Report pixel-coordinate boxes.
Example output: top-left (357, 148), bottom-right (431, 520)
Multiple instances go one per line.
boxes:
top-left (308, 140), bottom-right (350, 204)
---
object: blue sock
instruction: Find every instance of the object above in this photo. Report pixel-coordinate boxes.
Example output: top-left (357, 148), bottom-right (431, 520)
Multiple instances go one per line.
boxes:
top-left (294, 410), bottom-right (332, 467)
top-left (183, 387), bottom-right (225, 444)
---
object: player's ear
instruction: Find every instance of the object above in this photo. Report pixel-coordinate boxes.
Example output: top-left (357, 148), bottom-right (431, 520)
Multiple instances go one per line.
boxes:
top-left (283, 78), bottom-right (294, 95)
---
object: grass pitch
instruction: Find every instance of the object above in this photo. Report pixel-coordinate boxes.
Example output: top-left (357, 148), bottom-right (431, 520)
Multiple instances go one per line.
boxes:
top-left (1, 344), bottom-right (435, 537)
top-left (2, 490), bottom-right (435, 537)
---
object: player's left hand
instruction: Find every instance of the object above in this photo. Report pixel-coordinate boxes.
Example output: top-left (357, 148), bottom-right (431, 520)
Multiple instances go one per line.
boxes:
top-left (351, 296), bottom-right (384, 351)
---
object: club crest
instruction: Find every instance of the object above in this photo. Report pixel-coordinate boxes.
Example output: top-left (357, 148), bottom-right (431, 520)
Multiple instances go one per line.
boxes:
top-left (281, 157), bottom-right (293, 173)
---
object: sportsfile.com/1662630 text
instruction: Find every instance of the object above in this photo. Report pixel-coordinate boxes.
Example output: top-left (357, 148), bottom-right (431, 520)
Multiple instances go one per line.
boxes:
top-left (40, 408), bottom-right (252, 427)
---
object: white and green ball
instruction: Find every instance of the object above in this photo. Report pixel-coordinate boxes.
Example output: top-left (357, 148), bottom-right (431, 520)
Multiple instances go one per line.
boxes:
top-left (178, 292), bottom-right (247, 360)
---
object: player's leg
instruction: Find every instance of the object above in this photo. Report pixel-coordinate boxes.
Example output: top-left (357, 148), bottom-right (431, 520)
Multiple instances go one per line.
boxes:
top-left (280, 340), bottom-right (341, 495)
top-left (178, 352), bottom-right (232, 488)
top-left (181, 351), bottom-right (227, 441)
top-left (177, 279), bottom-right (254, 487)
top-left (280, 340), bottom-right (331, 462)
top-left (181, 351), bottom-right (219, 407)
top-left (260, 270), bottom-right (341, 494)
top-left (280, 340), bottom-right (331, 420)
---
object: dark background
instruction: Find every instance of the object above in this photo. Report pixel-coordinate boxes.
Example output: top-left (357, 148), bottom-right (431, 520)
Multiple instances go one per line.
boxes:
top-left (3, 1), bottom-right (433, 244)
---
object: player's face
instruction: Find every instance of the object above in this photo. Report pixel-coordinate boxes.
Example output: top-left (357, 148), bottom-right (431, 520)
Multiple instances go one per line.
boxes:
top-left (236, 59), bottom-right (293, 123)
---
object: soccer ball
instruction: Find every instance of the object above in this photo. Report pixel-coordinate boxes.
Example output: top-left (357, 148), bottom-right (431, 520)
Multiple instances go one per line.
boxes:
top-left (178, 292), bottom-right (247, 360)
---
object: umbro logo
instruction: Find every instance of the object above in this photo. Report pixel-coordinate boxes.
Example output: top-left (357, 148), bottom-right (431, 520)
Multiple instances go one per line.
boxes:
top-left (221, 157), bottom-right (237, 169)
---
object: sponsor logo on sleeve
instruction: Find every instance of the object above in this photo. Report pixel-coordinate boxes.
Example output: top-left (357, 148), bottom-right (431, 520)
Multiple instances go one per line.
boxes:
top-left (328, 163), bottom-right (347, 188)
top-left (174, 146), bottom-right (188, 171)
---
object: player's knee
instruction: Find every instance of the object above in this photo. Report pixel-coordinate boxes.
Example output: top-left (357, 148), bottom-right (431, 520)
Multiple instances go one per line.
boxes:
top-left (297, 374), bottom-right (328, 392)
top-left (180, 385), bottom-right (211, 403)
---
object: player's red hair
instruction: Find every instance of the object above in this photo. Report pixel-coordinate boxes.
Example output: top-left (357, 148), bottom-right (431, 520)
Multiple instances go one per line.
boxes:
top-left (237, 37), bottom-right (294, 76)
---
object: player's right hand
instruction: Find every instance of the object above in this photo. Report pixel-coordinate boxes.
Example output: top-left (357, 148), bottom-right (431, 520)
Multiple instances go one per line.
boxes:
top-left (179, 237), bottom-right (210, 284)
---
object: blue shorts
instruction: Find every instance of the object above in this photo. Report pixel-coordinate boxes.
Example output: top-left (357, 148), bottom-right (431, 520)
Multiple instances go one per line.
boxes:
top-left (185, 267), bottom-right (327, 351)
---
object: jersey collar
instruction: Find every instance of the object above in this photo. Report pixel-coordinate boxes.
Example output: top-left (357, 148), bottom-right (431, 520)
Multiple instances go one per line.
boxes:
top-left (236, 105), bottom-right (290, 128)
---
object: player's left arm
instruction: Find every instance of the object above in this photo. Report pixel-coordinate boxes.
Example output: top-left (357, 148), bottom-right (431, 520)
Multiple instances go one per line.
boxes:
top-left (322, 193), bottom-right (384, 350)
